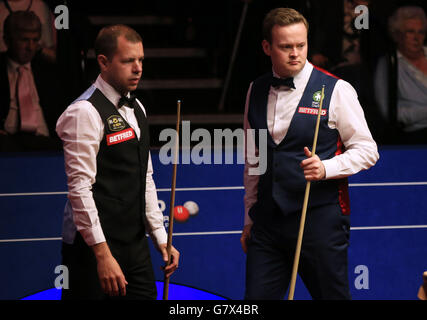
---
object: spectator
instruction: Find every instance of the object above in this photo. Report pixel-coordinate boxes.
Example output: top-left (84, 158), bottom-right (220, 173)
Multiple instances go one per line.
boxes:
top-left (0, 0), bottom-right (57, 63)
top-left (0, 10), bottom-right (63, 151)
top-left (374, 6), bottom-right (427, 144)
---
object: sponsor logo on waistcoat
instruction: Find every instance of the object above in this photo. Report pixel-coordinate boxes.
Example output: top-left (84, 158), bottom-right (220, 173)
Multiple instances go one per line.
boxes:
top-left (106, 128), bottom-right (136, 146)
top-left (298, 107), bottom-right (327, 116)
top-left (312, 90), bottom-right (322, 107)
top-left (107, 115), bottom-right (126, 131)
top-left (297, 90), bottom-right (327, 116)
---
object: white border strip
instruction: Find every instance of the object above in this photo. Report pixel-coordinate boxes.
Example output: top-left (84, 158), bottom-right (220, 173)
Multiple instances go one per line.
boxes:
top-left (349, 182), bottom-right (427, 187)
top-left (172, 231), bottom-right (242, 236)
top-left (1, 226), bottom-right (427, 243)
top-left (157, 186), bottom-right (244, 192)
top-left (0, 237), bottom-right (62, 243)
top-left (351, 225), bottom-right (427, 230)
top-left (0, 191), bottom-right (68, 197)
top-left (1, 182), bottom-right (427, 197)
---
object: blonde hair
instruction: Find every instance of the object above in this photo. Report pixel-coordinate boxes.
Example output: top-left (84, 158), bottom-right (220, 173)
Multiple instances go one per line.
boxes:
top-left (262, 8), bottom-right (309, 43)
top-left (388, 6), bottom-right (427, 42)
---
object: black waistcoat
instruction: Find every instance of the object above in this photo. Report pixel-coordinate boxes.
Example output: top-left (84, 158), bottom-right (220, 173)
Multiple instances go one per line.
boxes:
top-left (87, 89), bottom-right (149, 243)
top-left (247, 67), bottom-right (350, 220)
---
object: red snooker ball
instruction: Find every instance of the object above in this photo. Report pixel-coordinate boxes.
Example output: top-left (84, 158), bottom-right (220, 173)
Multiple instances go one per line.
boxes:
top-left (174, 205), bottom-right (190, 222)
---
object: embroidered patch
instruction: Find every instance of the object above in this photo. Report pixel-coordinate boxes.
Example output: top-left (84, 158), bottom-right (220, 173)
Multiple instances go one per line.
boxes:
top-left (106, 128), bottom-right (135, 146)
top-left (298, 107), bottom-right (327, 116)
top-left (312, 90), bottom-right (322, 108)
top-left (107, 115), bottom-right (126, 131)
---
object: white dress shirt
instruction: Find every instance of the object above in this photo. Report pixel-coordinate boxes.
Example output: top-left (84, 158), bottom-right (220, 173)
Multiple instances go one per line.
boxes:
top-left (244, 61), bottom-right (379, 225)
top-left (56, 75), bottom-right (167, 247)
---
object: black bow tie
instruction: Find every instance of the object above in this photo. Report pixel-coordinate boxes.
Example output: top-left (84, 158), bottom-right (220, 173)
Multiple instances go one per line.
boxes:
top-left (271, 76), bottom-right (295, 89)
top-left (118, 94), bottom-right (136, 108)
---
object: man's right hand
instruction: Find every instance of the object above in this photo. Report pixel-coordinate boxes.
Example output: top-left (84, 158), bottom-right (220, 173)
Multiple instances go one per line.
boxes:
top-left (92, 242), bottom-right (128, 296)
top-left (240, 224), bottom-right (253, 254)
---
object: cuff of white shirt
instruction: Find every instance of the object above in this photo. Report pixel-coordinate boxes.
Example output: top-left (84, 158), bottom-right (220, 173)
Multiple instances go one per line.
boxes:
top-left (322, 159), bottom-right (340, 180)
top-left (79, 225), bottom-right (106, 247)
top-left (150, 227), bottom-right (168, 247)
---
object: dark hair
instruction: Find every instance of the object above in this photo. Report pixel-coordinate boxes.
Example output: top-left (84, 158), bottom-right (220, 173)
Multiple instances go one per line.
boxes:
top-left (262, 8), bottom-right (309, 43)
top-left (94, 24), bottom-right (142, 59)
top-left (3, 10), bottom-right (41, 41)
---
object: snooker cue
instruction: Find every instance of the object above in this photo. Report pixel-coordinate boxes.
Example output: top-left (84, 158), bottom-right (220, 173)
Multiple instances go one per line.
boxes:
top-left (163, 100), bottom-right (181, 300)
top-left (288, 85), bottom-right (325, 300)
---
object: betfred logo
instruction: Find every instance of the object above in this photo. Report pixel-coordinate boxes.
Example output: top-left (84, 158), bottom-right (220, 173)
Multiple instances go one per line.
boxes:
top-left (298, 107), bottom-right (327, 116)
top-left (106, 128), bottom-right (135, 146)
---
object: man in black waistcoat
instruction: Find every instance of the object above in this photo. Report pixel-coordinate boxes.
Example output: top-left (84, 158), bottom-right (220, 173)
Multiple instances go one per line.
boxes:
top-left (56, 25), bottom-right (179, 299)
top-left (241, 8), bottom-right (378, 300)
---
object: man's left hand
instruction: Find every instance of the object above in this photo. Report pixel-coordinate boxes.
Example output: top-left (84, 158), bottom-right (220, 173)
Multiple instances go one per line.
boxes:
top-left (300, 146), bottom-right (326, 181)
top-left (159, 244), bottom-right (180, 278)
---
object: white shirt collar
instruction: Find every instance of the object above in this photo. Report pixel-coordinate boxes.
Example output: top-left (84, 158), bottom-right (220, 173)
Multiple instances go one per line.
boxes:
top-left (295, 60), bottom-right (313, 88)
top-left (7, 57), bottom-right (31, 72)
top-left (397, 46), bottom-right (427, 60)
top-left (94, 74), bottom-right (130, 109)
top-left (271, 60), bottom-right (313, 89)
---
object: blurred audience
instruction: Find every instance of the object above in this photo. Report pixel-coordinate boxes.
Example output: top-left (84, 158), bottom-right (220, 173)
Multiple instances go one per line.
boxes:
top-left (0, 10), bottom-right (63, 152)
top-left (0, 0), bottom-right (57, 63)
top-left (311, 0), bottom-right (363, 68)
top-left (1, 1), bottom-right (423, 148)
top-left (374, 6), bottom-right (427, 144)
top-left (308, 0), bottom-right (387, 142)
top-left (309, 0), bottom-right (384, 71)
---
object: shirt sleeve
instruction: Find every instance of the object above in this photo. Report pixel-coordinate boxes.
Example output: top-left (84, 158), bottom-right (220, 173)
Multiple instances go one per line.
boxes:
top-left (144, 152), bottom-right (168, 247)
top-left (56, 101), bottom-right (106, 246)
top-left (322, 80), bottom-right (379, 179)
top-left (243, 82), bottom-right (259, 226)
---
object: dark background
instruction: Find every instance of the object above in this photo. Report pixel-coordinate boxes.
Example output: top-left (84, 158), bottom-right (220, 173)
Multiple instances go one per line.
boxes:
top-left (42, 0), bottom-right (427, 147)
